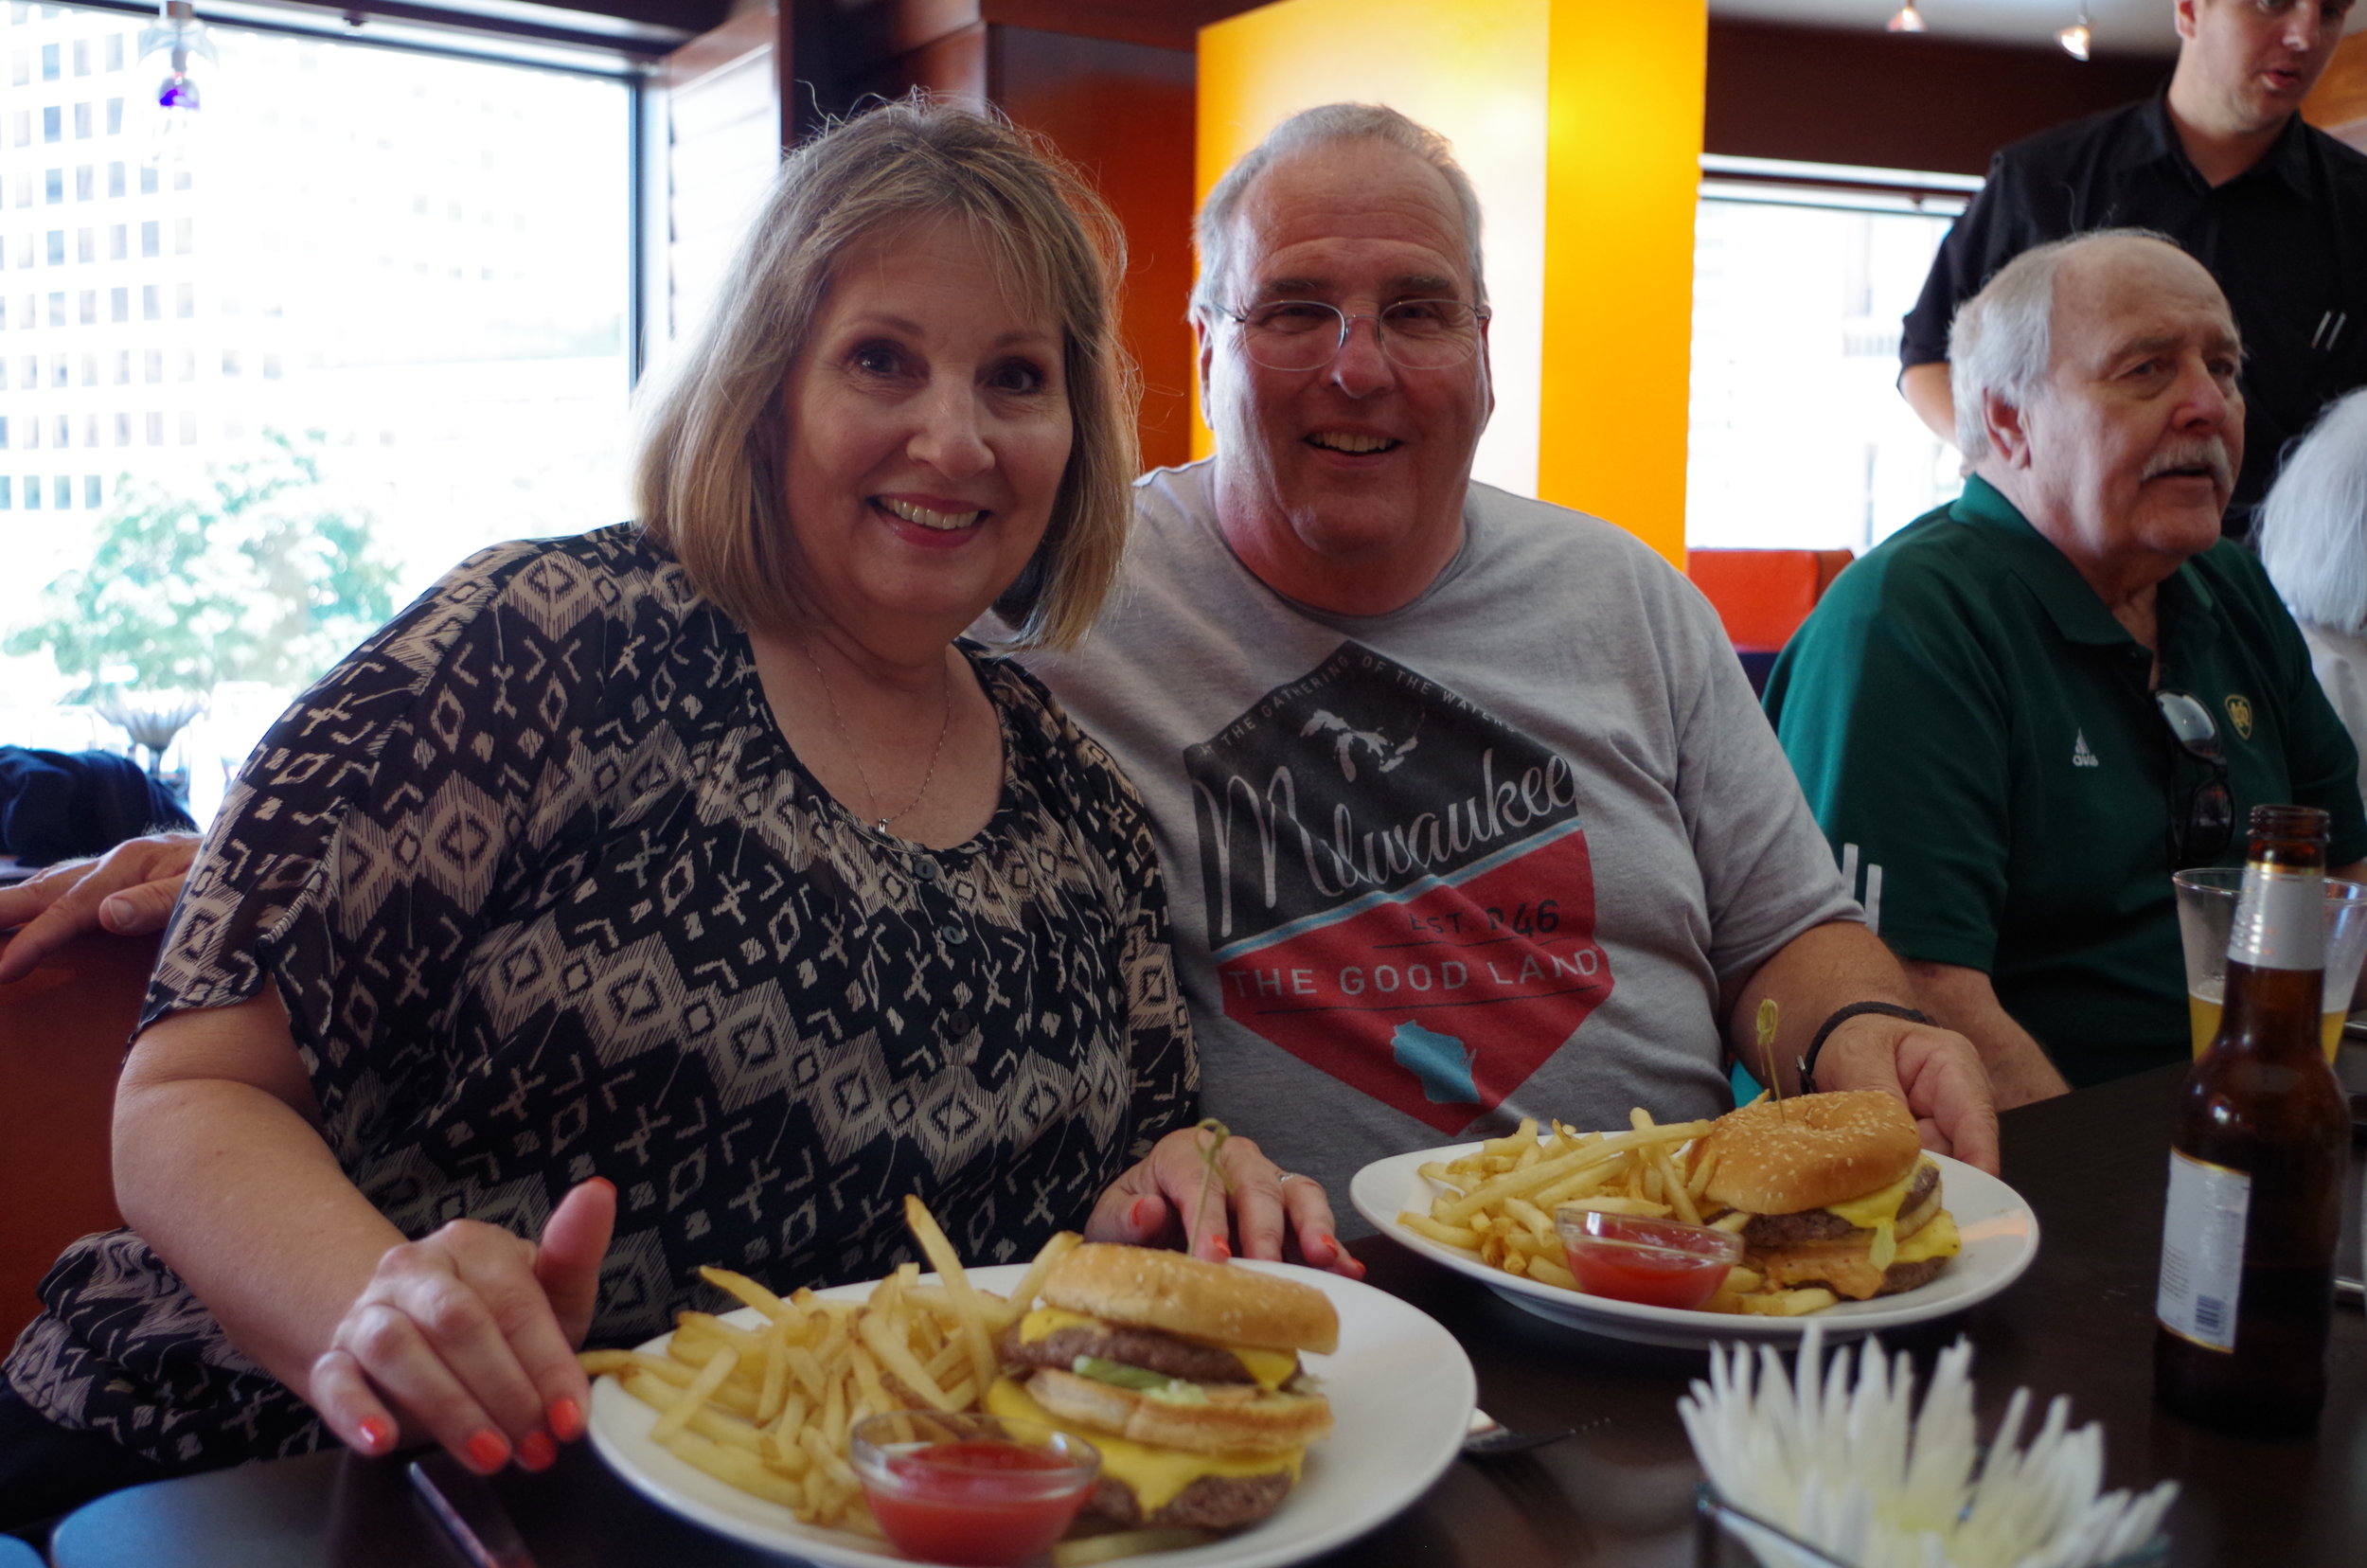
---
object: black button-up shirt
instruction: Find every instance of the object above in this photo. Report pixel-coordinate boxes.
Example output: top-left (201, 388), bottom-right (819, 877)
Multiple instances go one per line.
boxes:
top-left (1901, 96), bottom-right (2367, 529)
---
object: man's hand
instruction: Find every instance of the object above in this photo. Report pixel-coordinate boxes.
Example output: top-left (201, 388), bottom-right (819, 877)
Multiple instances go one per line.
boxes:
top-left (1813, 1013), bottom-right (2001, 1175)
top-left (1086, 1125), bottom-right (1361, 1278)
top-left (0, 831), bottom-right (203, 985)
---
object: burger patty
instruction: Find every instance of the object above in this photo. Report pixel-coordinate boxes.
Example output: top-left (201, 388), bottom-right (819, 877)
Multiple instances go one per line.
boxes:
top-left (1002, 1324), bottom-right (1261, 1385)
top-left (1740, 1162), bottom-right (1938, 1246)
top-left (1089, 1469), bottom-right (1296, 1529)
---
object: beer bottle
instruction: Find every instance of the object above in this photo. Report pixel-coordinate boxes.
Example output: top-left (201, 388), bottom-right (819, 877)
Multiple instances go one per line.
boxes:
top-left (2154, 804), bottom-right (2349, 1434)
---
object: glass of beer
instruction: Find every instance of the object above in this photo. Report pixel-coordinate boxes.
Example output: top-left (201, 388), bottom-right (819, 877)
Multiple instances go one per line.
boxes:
top-left (2173, 867), bottom-right (2367, 1061)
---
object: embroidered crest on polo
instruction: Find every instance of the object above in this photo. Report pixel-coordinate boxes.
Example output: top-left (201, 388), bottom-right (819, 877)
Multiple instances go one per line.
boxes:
top-left (2224, 694), bottom-right (2254, 741)
top-left (2072, 730), bottom-right (2100, 768)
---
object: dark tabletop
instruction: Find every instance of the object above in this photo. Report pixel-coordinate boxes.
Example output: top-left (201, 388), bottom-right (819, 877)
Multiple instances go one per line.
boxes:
top-left (44, 1061), bottom-right (2367, 1568)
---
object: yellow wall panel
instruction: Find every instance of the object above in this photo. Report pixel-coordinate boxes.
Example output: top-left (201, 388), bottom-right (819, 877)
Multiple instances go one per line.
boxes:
top-left (1539, 0), bottom-right (1703, 564)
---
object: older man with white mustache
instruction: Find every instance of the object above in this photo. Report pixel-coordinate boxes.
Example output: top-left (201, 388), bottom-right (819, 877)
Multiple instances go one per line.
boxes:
top-left (1768, 229), bottom-right (2367, 1103)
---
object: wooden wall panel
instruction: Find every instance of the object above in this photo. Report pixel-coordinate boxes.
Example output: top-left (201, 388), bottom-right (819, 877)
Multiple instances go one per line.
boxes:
top-left (1704, 20), bottom-right (2167, 176)
top-left (993, 27), bottom-right (1200, 472)
top-left (2303, 31), bottom-right (2367, 151)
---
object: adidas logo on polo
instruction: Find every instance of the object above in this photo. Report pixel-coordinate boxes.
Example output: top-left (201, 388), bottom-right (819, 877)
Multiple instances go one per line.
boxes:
top-left (2073, 731), bottom-right (2099, 768)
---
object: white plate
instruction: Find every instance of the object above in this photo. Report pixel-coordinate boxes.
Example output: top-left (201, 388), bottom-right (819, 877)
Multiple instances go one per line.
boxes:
top-left (589, 1259), bottom-right (1475, 1567)
top-left (1350, 1143), bottom-right (2039, 1348)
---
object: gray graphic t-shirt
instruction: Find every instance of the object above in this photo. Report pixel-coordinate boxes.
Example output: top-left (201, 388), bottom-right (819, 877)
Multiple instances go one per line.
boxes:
top-left (1019, 461), bottom-right (1857, 1208)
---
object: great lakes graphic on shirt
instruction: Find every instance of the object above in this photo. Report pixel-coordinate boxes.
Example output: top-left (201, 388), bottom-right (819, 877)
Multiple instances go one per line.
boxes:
top-left (1184, 643), bottom-right (1612, 1134)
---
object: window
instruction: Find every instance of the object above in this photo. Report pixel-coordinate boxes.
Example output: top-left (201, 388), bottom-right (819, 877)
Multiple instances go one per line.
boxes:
top-left (6, 3), bottom-right (634, 829)
top-left (44, 288), bottom-right (60, 325)
top-left (40, 41), bottom-right (55, 80)
top-left (0, 417), bottom-right (8, 448)
top-left (23, 474), bottom-right (37, 508)
top-left (70, 37), bottom-right (84, 75)
top-left (9, 110), bottom-right (24, 146)
top-left (44, 229), bottom-right (61, 264)
top-left (1687, 158), bottom-right (1978, 552)
top-left (50, 413), bottom-right (64, 443)
top-left (50, 474), bottom-right (67, 508)
top-left (41, 105), bottom-right (59, 142)
top-left (0, 477), bottom-right (9, 508)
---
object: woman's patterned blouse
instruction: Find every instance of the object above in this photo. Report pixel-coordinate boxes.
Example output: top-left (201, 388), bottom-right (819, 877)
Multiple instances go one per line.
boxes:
top-left (5, 525), bottom-right (1195, 1469)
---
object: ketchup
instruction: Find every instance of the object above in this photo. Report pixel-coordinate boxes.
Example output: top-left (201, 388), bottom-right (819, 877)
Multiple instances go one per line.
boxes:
top-left (1563, 1242), bottom-right (1734, 1310)
top-left (863, 1439), bottom-right (1095, 1566)
top-left (1557, 1213), bottom-right (1741, 1311)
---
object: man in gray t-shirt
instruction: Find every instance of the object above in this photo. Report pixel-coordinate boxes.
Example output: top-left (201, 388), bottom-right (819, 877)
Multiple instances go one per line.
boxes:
top-left (1014, 104), bottom-right (2000, 1222)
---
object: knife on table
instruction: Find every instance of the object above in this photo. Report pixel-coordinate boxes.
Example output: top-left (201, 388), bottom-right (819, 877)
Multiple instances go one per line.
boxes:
top-left (409, 1452), bottom-right (542, 1568)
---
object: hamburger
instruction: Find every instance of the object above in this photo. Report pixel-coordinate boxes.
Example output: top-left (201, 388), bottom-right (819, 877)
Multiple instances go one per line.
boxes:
top-left (1689, 1090), bottom-right (1961, 1300)
top-left (987, 1243), bottom-right (1336, 1530)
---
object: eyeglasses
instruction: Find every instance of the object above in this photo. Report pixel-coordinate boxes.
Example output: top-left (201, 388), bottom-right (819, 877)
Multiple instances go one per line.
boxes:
top-left (1223, 298), bottom-right (1491, 372)
top-left (2156, 688), bottom-right (2234, 865)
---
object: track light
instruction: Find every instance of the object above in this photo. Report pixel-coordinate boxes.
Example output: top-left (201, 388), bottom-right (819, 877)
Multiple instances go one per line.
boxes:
top-left (1887, 1), bottom-right (1928, 33)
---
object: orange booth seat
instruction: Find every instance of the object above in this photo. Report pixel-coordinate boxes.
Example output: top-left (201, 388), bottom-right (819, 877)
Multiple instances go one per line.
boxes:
top-left (0, 929), bottom-right (151, 1345)
top-left (1685, 547), bottom-right (1857, 655)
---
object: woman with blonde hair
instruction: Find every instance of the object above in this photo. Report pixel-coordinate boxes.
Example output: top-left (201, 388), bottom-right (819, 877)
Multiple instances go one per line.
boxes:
top-left (2258, 386), bottom-right (2367, 810)
top-left (0, 98), bottom-right (1344, 1528)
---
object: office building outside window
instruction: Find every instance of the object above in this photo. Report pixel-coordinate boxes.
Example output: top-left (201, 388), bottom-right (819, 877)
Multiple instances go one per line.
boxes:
top-left (0, 2), bottom-right (632, 821)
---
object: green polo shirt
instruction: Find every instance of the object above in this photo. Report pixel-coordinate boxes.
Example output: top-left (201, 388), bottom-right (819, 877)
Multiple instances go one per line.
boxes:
top-left (1763, 477), bottom-right (2367, 1087)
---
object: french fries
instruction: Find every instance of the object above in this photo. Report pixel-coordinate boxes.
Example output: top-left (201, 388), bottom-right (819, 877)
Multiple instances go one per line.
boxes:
top-left (1396, 1110), bottom-right (1848, 1316)
top-left (582, 1199), bottom-right (1072, 1533)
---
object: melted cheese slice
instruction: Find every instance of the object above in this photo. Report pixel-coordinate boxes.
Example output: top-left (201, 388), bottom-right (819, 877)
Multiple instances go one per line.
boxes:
top-left (1822, 1158), bottom-right (1929, 1231)
top-left (1893, 1209), bottom-right (1960, 1265)
top-left (1017, 1308), bottom-right (1299, 1392)
top-left (988, 1379), bottom-right (1301, 1514)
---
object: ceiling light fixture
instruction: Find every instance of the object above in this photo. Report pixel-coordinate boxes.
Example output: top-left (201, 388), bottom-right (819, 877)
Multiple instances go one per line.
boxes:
top-left (2057, 7), bottom-right (2092, 60)
top-left (1887, 1), bottom-right (1928, 33)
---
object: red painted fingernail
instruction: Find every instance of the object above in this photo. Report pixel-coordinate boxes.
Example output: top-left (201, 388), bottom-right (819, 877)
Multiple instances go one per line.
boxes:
top-left (1347, 1256), bottom-right (1367, 1279)
top-left (517, 1430), bottom-right (557, 1471)
top-left (548, 1397), bottom-right (584, 1442)
top-left (356, 1416), bottom-right (397, 1456)
top-left (1130, 1196), bottom-right (1160, 1230)
top-left (1207, 1236), bottom-right (1232, 1261)
top-left (588, 1176), bottom-right (615, 1197)
top-left (465, 1430), bottom-right (511, 1473)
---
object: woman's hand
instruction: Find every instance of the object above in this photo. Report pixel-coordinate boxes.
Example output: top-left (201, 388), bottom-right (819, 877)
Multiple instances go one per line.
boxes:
top-left (308, 1177), bottom-right (617, 1471)
top-left (0, 831), bottom-right (201, 985)
top-left (1086, 1127), bottom-right (1362, 1278)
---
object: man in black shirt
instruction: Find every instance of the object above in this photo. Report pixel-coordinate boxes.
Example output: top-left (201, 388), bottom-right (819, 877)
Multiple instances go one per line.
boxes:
top-left (1899, 0), bottom-right (2367, 531)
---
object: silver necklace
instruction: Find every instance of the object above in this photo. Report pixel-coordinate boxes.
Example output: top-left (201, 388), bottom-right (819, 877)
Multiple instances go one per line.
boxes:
top-left (802, 638), bottom-right (955, 836)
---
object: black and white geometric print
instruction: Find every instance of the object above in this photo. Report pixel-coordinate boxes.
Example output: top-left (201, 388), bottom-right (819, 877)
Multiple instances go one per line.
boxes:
top-left (5, 525), bottom-right (1195, 1470)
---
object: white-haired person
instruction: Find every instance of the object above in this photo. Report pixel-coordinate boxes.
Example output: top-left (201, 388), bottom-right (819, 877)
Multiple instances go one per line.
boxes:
top-left (0, 98), bottom-right (1346, 1532)
top-left (2257, 387), bottom-right (2367, 811)
top-left (1771, 230), bottom-right (2367, 1103)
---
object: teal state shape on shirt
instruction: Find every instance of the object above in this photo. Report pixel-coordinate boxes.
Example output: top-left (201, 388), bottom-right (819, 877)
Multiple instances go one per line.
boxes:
top-left (1391, 1021), bottom-right (1479, 1105)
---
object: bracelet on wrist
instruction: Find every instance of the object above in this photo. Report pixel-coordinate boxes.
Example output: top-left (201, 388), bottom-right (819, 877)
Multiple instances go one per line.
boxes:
top-left (1798, 1001), bottom-right (1931, 1095)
